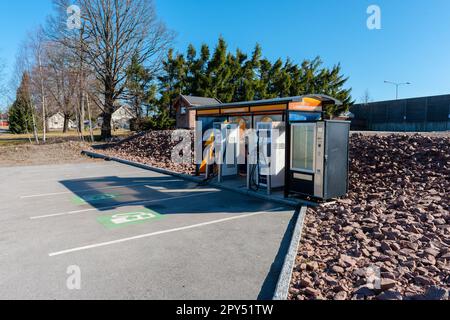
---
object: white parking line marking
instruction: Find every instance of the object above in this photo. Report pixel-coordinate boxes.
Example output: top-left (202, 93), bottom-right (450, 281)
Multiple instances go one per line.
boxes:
top-left (145, 186), bottom-right (220, 193)
top-left (20, 180), bottom-right (182, 199)
top-left (48, 207), bottom-right (285, 257)
top-left (22, 171), bottom-right (163, 184)
top-left (5, 164), bottom-right (124, 175)
top-left (30, 191), bottom-right (217, 220)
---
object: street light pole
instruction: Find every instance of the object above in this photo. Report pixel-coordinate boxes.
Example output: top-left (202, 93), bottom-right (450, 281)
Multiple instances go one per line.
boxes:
top-left (384, 80), bottom-right (411, 100)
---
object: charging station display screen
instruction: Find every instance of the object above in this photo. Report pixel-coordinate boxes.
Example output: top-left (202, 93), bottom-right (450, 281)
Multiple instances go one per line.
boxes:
top-left (289, 112), bottom-right (322, 122)
top-left (291, 123), bottom-right (316, 173)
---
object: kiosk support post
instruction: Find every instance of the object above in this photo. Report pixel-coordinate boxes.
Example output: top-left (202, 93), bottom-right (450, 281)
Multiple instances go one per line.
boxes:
top-left (284, 110), bottom-right (291, 198)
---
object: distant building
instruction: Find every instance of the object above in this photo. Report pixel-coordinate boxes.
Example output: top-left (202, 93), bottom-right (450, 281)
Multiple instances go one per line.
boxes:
top-left (351, 94), bottom-right (450, 132)
top-left (174, 95), bottom-right (221, 129)
top-left (112, 105), bottom-right (137, 130)
top-left (97, 105), bottom-right (137, 130)
top-left (0, 113), bottom-right (8, 128)
top-left (47, 112), bottom-right (76, 131)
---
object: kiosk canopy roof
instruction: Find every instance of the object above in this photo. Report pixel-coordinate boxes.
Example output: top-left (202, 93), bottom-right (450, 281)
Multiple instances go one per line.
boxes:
top-left (192, 94), bottom-right (342, 116)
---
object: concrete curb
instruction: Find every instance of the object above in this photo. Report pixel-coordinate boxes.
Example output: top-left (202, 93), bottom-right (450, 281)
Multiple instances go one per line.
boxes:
top-left (81, 150), bottom-right (302, 208)
top-left (273, 206), bottom-right (307, 300)
top-left (207, 181), bottom-right (301, 208)
top-left (81, 151), bottom-right (204, 184)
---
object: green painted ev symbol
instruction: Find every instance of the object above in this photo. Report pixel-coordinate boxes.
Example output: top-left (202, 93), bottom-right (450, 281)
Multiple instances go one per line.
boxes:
top-left (97, 209), bottom-right (164, 229)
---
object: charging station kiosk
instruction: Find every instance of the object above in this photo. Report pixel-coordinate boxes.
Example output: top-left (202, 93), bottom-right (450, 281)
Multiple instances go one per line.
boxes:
top-left (214, 122), bottom-right (239, 181)
top-left (255, 121), bottom-right (286, 193)
top-left (194, 95), bottom-right (351, 201)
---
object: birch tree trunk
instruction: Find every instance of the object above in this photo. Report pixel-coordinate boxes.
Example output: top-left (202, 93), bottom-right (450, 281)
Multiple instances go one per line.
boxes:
top-left (31, 108), bottom-right (39, 145)
top-left (86, 94), bottom-right (94, 142)
top-left (38, 53), bottom-right (47, 144)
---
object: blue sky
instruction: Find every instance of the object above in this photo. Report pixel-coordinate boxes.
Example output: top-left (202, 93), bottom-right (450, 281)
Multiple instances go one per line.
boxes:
top-left (1, 0), bottom-right (450, 110)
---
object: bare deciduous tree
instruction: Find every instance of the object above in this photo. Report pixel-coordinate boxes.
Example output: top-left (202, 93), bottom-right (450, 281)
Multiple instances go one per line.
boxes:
top-left (0, 58), bottom-right (6, 102)
top-left (51, 0), bottom-right (173, 139)
top-left (361, 89), bottom-right (372, 105)
top-left (28, 27), bottom-right (49, 143)
top-left (43, 42), bottom-right (79, 133)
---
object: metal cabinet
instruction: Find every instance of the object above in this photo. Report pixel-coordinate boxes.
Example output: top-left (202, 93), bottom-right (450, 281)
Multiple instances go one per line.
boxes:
top-left (289, 120), bottom-right (350, 200)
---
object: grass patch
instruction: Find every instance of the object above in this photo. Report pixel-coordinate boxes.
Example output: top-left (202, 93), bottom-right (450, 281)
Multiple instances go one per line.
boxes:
top-left (0, 140), bottom-right (26, 146)
top-left (0, 129), bottom-right (132, 146)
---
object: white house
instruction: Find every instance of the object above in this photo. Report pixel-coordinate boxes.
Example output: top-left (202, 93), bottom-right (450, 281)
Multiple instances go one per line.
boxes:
top-left (111, 105), bottom-right (137, 130)
top-left (47, 112), bottom-right (76, 131)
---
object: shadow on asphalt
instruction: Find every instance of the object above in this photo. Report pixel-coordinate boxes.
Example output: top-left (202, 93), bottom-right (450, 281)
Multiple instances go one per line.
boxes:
top-left (59, 174), bottom-right (296, 299)
top-left (257, 209), bottom-right (299, 300)
top-left (59, 175), bottom-right (287, 215)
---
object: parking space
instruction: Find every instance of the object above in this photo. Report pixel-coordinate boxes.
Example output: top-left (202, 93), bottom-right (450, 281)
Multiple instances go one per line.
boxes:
top-left (0, 161), bottom-right (296, 300)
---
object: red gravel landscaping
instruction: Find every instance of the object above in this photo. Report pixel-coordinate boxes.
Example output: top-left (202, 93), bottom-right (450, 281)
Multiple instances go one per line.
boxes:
top-left (289, 133), bottom-right (449, 300)
top-left (92, 130), bottom-right (449, 300)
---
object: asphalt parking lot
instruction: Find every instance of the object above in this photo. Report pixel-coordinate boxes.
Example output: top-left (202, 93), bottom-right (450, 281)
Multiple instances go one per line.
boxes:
top-left (0, 161), bottom-right (296, 300)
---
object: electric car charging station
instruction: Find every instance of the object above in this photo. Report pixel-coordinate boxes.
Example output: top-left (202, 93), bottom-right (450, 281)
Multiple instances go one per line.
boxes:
top-left (193, 95), bottom-right (351, 201)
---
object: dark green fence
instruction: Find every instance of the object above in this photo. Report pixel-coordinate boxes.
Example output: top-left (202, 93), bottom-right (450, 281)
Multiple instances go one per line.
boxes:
top-left (351, 94), bottom-right (450, 132)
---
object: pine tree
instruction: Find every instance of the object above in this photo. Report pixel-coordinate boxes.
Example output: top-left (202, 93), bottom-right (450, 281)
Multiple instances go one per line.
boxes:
top-left (8, 73), bottom-right (33, 134)
top-left (255, 58), bottom-right (273, 100)
top-left (124, 53), bottom-right (154, 118)
top-left (206, 37), bottom-right (232, 102)
top-left (186, 44), bottom-right (211, 97)
top-left (235, 44), bottom-right (261, 101)
top-left (158, 49), bottom-right (187, 117)
top-left (157, 37), bottom-right (353, 117)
